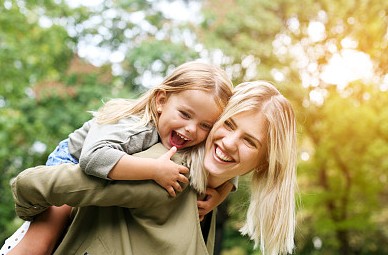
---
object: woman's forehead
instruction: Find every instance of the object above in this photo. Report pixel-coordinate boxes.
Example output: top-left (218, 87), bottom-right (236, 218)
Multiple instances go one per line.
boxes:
top-left (217, 109), bottom-right (268, 135)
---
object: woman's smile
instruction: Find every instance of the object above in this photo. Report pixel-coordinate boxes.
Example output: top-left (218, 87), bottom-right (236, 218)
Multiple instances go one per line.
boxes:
top-left (214, 145), bottom-right (234, 163)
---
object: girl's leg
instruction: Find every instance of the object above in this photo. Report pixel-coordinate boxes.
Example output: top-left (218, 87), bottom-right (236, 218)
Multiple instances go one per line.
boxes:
top-left (4, 139), bottom-right (76, 254)
top-left (0, 221), bottom-right (30, 255)
top-left (8, 205), bottom-right (72, 255)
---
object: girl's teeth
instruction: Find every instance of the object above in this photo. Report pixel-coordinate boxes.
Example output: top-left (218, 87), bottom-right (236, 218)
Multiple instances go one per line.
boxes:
top-left (177, 133), bottom-right (189, 140)
top-left (215, 147), bottom-right (232, 162)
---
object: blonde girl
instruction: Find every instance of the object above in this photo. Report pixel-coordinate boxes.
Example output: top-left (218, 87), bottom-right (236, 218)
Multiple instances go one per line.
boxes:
top-left (2, 61), bottom-right (233, 255)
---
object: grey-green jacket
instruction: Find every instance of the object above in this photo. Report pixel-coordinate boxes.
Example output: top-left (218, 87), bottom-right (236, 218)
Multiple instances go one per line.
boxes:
top-left (12, 144), bottom-right (215, 255)
top-left (68, 116), bottom-right (159, 179)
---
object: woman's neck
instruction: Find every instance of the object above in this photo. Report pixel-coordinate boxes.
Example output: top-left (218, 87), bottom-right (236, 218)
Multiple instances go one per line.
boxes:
top-left (207, 174), bottom-right (228, 189)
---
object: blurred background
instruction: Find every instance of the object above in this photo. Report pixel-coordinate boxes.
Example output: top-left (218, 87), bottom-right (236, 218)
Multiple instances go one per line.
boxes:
top-left (1, 0), bottom-right (387, 254)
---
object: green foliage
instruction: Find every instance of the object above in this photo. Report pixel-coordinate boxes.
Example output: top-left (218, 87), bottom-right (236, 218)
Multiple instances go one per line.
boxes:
top-left (1, 1), bottom-right (388, 254)
top-left (0, 0), bottom-right (74, 240)
top-left (124, 39), bottom-right (200, 93)
top-left (298, 84), bottom-right (388, 254)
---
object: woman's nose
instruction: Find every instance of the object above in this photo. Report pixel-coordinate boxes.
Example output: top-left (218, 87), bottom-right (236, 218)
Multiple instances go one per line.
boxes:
top-left (222, 133), bottom-right (238, 152)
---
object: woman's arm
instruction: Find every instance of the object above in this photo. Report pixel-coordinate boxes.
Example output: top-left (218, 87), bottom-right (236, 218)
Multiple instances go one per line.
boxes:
top-left (12, 144), bottom-right (187, 221)
top-left (12, 163), bottom-right (187, 221)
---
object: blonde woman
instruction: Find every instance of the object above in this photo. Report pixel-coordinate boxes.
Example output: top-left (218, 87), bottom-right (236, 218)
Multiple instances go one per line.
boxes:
top-left (11, 81), bottom-right (297, 255)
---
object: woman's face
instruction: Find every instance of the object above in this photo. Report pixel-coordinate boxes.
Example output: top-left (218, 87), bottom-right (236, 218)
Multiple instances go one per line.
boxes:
top-left (204, 109), bottom-right (268, 183)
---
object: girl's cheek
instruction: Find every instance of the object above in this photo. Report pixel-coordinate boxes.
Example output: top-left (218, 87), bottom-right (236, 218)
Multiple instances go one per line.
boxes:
top-left (201, 131), bottom-right (210, 142)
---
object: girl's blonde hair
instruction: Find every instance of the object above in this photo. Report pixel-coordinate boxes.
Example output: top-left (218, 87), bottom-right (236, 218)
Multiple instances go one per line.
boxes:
top-left (195, 81), bottom-right (297, 254)
top-left (93, 61), bottom-right (233, 126)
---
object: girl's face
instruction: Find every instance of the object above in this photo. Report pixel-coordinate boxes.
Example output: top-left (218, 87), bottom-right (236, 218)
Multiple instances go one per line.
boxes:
top-left (156, 90), bottom-right (222, 150)
top-left (204, 109), bottom-right (268, 184)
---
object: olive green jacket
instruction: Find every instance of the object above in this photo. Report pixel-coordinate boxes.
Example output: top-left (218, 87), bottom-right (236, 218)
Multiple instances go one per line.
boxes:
top-left (12, 144), bottom-right (215, 255)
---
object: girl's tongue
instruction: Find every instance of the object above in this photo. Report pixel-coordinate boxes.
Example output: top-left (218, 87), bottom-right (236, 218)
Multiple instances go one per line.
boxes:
top-left (170, 131), bottom-right (188, 148)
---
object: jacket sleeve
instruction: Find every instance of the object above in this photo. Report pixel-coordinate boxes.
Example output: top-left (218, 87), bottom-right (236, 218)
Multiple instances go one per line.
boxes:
top-left (12, 144), bottom-right (186, 221)
top-left (78, 117), bottom-right (158, 179)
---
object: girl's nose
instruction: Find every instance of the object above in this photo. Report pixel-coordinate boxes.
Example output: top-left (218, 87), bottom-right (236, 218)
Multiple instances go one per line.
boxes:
top-left (185, 122), bottom-right (196, 134)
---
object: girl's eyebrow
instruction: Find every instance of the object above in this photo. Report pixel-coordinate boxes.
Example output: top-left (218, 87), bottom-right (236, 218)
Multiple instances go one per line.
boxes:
top-left (230, 117), bottom-right (263, 147)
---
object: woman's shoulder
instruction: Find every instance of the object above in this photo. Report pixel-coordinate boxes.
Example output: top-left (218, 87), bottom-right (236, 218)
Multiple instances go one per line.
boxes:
top-left (134, 143), bottom-right (185, 164)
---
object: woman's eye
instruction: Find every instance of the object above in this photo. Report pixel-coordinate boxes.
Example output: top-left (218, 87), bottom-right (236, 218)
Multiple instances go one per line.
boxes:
top-left (179, 111), bottom-right (190, 119)
top-left (244, 138), bottom-right (257, 148)
top-left (224, 120), bottom-right (233, 130)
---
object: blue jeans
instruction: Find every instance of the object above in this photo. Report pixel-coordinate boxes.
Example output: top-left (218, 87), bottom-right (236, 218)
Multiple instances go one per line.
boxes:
top-left (46, 139), bottom-right (79, 166)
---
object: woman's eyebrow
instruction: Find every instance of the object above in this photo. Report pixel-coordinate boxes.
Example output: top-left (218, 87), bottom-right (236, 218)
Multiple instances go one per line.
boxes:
top-left (231, 117), bottom-right (263, 147)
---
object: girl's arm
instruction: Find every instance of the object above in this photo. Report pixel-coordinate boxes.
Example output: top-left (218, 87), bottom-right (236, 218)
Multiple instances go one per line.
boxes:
top-left (77, 118), bottom-right (159, 180)
top-left (108, 147), bottom-right (189, 197)
top-left (78, 119), bottom-right (188, 197)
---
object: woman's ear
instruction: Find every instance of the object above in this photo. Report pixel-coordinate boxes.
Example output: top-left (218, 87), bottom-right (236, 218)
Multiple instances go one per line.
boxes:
top-left (155, 90), bottom-right (167, 113)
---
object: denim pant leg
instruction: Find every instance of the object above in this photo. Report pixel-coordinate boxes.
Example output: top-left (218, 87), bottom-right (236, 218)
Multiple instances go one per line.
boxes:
top-left (46, 139), bottom-right (79, 166)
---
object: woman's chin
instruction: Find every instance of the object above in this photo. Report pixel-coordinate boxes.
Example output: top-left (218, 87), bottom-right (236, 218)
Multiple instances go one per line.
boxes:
top-left (205, 163), bottom-right (224, 178)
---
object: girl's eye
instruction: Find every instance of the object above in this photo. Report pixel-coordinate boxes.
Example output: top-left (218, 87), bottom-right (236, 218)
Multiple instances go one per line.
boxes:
top-left (179, 111), bottom-right (191, 119)
top-left (200, 123), bottom-right (212, 130)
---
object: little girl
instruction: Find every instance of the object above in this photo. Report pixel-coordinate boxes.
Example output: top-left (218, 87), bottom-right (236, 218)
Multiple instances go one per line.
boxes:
top-left (1, 61), bottom-right (234, 255)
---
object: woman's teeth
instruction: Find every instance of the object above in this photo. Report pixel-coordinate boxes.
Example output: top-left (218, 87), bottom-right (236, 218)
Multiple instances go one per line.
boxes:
top-left (215, 147), bottom-right (233, 162)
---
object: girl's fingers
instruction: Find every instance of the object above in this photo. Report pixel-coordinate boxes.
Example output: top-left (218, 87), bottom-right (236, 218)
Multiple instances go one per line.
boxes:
top-left (179, 166), bottom-right (189, 174)
top-left (178, 175), bottom-right (189, 184)
top-left (166, 186), bottom-right (176, 197)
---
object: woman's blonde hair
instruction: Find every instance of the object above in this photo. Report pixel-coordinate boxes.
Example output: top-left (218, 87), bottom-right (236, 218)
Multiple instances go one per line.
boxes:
top-left (93, 61), bottom-right (233, 126)
top-left (201, 81), bottom-right (297, 254)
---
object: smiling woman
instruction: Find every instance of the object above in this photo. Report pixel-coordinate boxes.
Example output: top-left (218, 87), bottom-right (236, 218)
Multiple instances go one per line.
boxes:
top-left (202, 81), bottom-right (298, 254)
top-left (7, 80), bottom-right (297, 255)
top-left (204, 110), bottom-right (266, 182)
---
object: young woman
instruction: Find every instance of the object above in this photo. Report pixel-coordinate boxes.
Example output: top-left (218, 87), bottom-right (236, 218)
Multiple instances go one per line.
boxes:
top-left (10, 81), bottom-right (298, 255)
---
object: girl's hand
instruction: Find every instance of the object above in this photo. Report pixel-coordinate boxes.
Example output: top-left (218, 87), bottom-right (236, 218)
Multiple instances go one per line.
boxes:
top-left (197, 188), bottom-right (220, 221)
top-left (197, 181), bottom-right (234, 221)
top-left (153, 146), bottom-right (189, 197)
